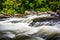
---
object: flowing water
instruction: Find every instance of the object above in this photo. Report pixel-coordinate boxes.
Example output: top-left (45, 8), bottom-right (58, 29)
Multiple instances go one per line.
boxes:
top-left (0, 14), bottom-right (60, 40)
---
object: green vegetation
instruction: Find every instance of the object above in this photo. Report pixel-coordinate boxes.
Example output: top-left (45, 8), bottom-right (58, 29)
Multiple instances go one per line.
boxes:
top-left (0, 0), bottom-right (60, 14)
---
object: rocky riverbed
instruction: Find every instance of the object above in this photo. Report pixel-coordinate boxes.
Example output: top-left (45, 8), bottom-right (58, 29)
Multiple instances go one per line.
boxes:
top-left (0, 10), bottom-right (60, 18)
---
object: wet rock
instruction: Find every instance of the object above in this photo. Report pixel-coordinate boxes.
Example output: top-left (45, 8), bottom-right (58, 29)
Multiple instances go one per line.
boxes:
top-left (56, 10), bottom-right (60, 17)
top-left (47, 11), bottom-right (59, 17)
top-left (25, 11), bottom-right (31, 15)
top-left (47, 11), bottom-right (56, 15)
top-left (14, 14), bottom-right (26, 18)
top-left (25, 11), bottom-right (42, 15)
top-left (0, 14), bottom-right (10, 18)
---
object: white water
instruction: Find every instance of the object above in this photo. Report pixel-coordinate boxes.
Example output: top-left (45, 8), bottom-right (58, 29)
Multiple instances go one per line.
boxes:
top-left (0, 14), bottom-right (60, 40)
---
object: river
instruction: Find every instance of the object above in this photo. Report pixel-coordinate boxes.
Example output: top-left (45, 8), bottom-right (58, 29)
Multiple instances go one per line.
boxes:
top-left (0, 14), bottom-right (60, 40)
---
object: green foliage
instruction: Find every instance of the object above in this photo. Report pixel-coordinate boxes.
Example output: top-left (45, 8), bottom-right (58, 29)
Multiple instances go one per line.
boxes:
top-left (40, 8), bottom-right (48, 12)
top-left (0, 0), bottom-right (60, 14)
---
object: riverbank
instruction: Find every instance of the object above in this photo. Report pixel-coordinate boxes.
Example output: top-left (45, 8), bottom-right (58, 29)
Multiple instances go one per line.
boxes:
top-left (0, 10), bottom-right (60, 18)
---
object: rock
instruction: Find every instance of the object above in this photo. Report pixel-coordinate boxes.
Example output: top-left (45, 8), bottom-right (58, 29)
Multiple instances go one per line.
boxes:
top-left (47, 11), bottom-right (59, 17)
top-left (14, 14), bottom-right (26, 18)
top-left (47, 11), bottom-right (56, 14)
top-left (0, 14), bottom-right (10, 18)
top-left (25, 11), bottom-right (31, 15)
top-left (25, 11), bottom-right (41, 15)
top-left (56, 10), bottom-right (60, 17)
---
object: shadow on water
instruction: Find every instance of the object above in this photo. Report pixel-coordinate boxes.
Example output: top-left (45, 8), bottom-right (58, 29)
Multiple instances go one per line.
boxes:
top-left (29, 17), bottom-right (60, 27)
top-left (0, 34), bottom-right (60, 40)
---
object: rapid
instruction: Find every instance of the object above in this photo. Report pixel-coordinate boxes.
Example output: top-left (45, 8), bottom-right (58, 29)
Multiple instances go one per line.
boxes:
top-left (0, 14), bottom-right (60, 40)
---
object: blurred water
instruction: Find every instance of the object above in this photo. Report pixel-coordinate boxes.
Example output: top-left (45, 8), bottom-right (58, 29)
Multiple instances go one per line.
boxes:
top-left (0, 14), bottom-right (60, 40)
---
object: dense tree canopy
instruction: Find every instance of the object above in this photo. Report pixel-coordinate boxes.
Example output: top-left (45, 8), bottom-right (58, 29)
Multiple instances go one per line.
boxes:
top-left (0, 0), bottom-right (60, 14)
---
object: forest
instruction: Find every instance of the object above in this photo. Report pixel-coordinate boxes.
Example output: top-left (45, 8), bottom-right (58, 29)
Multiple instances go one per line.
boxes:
top-left (0, 0), bottom-right (60, 15)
